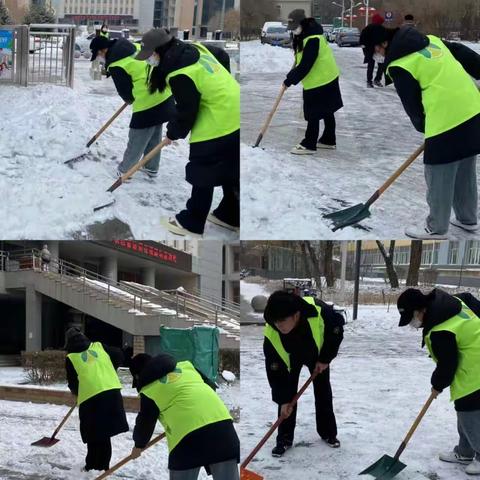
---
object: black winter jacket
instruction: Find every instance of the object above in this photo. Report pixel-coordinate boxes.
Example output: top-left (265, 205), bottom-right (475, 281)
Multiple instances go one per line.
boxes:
top-left (105, 38), bottom-right (175, 129)
top-left (133, 353), bottom-right (239, 470)
top-left (385, 27), bottom-right (480, 165)
top-left (420, 289), bottom-right (480, 411)
top-left (285, 20), bottom-right (343, 121)
top-left (66, 337), bottom-right (129, 443)
top-left (264, 297), bottom-right (345, 405)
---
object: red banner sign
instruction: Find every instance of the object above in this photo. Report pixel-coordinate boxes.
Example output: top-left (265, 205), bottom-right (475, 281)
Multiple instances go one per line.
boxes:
top-left (113, 240), bottom-right (177, 263)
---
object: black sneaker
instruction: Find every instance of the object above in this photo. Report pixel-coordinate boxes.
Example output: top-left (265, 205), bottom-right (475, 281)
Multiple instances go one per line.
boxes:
top-left (323, 437), bottom-right (341, 448)
top-left (374, 80), bottom-right (383, 87)
top-left (367, 81), bottom-right (374, 88)
top-left (272, 441), bottom-right (292, 457)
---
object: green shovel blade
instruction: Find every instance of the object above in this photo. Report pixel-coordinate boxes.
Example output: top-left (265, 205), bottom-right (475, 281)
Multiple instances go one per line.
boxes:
top-left (359, 455), bottom-right (407, 480)
top-left (323, 203), bottom-right (371, 231)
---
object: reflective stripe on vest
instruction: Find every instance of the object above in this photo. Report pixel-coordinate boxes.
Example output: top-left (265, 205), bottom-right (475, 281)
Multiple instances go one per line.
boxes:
top-left (295, 34), bottom-right (340, 90)
top-left (166, 42), bottom-right (240, 143)
top-left (67, 342), bottom-right (122, 405)
top-left (140, 360), bottom-right (232, 452)
top-left (425, 298), bottom-right (480, 401)
top-left (264, 296), bottom-right (325, 372)
top-left (387, 35), bottom-right (480, 138)
top-left (108, 43), bottom-right (172, 113)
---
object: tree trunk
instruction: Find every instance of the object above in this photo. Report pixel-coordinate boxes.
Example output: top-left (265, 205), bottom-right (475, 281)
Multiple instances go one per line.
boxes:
top-left (323, 241), bottom-right (335, 288)
top-left (305, 241), bottom-right (322, 294)
top-left (300, 241), bottom-right (312, 279)
top-left (406, 240), bottom-right (423, 286)
top-left (376, 240), bottom-right (400, 288)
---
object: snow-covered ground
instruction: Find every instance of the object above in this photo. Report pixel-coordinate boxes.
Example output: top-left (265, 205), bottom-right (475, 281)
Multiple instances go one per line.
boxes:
top-left (0, 57), bottom-right (236, 240)
top-left (241, 40), bottom-right (480, 240)
top-left (240, 305), bottom-right (462, 480)
top-left (0, 375), bottom-right (239, 479)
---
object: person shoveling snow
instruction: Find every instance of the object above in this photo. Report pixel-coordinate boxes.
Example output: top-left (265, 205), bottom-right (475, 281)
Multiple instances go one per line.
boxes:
top-left (263, 291), bottom-right (345, 457)
top-left (396, 288), bottom-right (480, 476)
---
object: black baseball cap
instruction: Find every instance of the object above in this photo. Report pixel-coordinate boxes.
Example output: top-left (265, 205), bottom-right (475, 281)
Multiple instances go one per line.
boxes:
top-left (90, 35), bottom-right (111, 61)
top-left (397, 288), bottom-right (428, 326)
top-left (129, 353), bottom-right (152, 388)
top-left (287, 9), bottom-right (306, 30)
top-left (136, 28), bottom-right (173, 60)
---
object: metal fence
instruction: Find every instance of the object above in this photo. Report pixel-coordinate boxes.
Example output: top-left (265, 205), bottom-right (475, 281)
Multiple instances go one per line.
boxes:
top-left (0, 24), bottom-right (75, 88)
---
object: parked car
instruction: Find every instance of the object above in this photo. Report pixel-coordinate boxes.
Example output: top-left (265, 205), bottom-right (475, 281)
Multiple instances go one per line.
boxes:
top-left (262, 25), bottom-right (291, 47)
top-left (74, 43), bottom-right (82, 59)
top-left (260, 21), bottom-right (283, 43)
top-left (323, 25), bottom-right (333, 40)
top-left (336, 27), bottom-right (360, 47)
top-left (327, 28), bottom-right (339, 42)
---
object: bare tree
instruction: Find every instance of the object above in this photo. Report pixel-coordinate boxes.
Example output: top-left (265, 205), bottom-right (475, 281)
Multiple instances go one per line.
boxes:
top-left (406, 240), bottom-right (423, 286)
top-left (305, 241), bottom-right (323, 294)
top-left (224, 9), bottom-right (240, 38)
top-left (241, 0), bottom-right (278, 39)
top-left (376, 240), bottom-right (399, 288)
top-left (322, 241), bottom-right (335, 288)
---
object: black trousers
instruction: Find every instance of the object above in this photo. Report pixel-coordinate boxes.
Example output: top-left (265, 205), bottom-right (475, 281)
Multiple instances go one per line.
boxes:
top-left (300, 114), bottom-right (336, 150)
top-left (276, 366), bottom-right (337, 444)
top-left (176, 182), bottom-right (240, 234)
top-left (367, 59), bottom-right (384, 83)
top-left (85, 438), bottom-right (112, 471)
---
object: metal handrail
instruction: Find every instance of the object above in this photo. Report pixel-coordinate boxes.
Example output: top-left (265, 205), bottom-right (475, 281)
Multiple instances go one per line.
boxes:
top-left (188, 286), bottom-right (240, 309)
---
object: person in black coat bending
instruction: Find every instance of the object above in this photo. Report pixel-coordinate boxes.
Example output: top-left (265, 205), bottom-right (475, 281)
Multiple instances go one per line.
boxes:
top-left (263, 291), bottom-right (344, 457)
top-left (65, 328), bottom-right (129, 472)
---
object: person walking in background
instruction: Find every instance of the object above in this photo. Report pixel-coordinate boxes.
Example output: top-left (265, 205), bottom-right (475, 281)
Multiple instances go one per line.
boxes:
top-left (360, 13), bottom-right (386, 88)
top-left (284, 10), bottom-right (343, 154)
top-left (263, 291), bottom-right (344, 457)
top-left (137, 28), bottom-right (240, 237)
top-left (100, 23), bottom-right (110, 39)
top-left (397, 288), bottom-right (480, 476)
top-left (367, 24), bottom-right (480, 239)
top-left (65, 328), bottom-right (129, 472)
top-left (40, 244), bottom-right (51, 272)
top-left (129, 353), bottom-right (240, 479)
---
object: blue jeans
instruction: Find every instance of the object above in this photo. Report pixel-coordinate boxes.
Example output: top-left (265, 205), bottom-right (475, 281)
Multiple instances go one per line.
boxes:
top-left (455, 410), bottom-right (480, 461)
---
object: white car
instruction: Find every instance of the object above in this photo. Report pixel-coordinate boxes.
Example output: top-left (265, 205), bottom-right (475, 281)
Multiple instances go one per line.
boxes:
top-left (261, 21), bottom-right (284, 43)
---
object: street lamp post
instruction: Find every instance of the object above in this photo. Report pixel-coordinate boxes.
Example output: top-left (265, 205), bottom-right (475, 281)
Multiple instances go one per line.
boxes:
top-left (332, 0), bottom-right (345, 27)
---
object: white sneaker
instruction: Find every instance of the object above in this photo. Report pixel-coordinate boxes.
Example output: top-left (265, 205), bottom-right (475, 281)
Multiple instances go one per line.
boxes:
top-left (405, 224), bottom-right (448, 240)
top-left (141, 167), bottom-right (159, 178)
top-left (160, 217), bottom-right (203, 238)
top-left (466, 459), bottom-right (480, 475)
top-left (317, 142), bottom-right (336, 150)
top-left (439, 450), bottom-right (473, 465)
top-left (207, 213), bottom-right (239, 232)
top-left (450, 218), bottom-right (478, 233)
top-left (290, 144), bottom-right (315, 155)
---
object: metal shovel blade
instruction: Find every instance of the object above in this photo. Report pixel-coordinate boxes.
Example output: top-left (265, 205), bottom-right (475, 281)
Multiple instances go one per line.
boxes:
top-left (323, 202), bottom-right (371, 231)
top-left (359, 454), bottom-right (406, 480)
top-left (240, 467), bottom-right (264, 480)
top-left (31, 436), bottom-right (60, 447)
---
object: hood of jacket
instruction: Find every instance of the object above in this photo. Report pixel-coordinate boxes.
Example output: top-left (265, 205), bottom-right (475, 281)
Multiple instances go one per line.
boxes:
top-left (105, 38), bottom-right (138, 68)
top-left (159, 39), bottom-right (200, 78)
top-left (385, 26), bottom-right (429, 67)
top-left (422, 289), bottom-right (462, 339)
top-left (136, 353), bottom-right (177, 391)
top-left (66, 333), bottom-right (91, 354)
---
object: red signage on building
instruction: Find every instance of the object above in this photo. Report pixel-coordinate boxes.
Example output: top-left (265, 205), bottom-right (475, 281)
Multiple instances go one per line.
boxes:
top-left (113, 240), bottom-right (178, 263)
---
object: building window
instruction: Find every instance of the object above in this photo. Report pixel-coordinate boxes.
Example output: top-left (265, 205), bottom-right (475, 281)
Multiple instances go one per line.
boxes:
top-left (233, 249), bottom-right (240, 273)
top-left (467, 241), bottom-right (480, 265)
top-left (232, 283), bottom-right (240, 304)
top-left (448, 241), bottom-right (459, 264)
top-left (421, 242), bottom-right (439, 265)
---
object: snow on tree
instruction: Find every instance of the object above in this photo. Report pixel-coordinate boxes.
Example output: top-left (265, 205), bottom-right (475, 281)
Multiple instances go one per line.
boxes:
top-left (23, 5), bottom-right (56, 25)
top-left (0, 1), bottom-right (13, 25)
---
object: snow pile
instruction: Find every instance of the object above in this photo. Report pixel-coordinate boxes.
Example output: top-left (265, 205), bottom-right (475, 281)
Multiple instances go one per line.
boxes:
top-left (241, 40), bottom-right (294, 74)
top-left (240, 304), bottom-right (461, 479)
top-left (221, 370), bottom-right (236, 383)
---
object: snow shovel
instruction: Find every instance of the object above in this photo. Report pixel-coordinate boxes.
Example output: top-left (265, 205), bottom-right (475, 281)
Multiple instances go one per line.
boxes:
top-left (65, 102), bottom-right (128, 164)
top-left (94, 432), bottom-right (166, 480)
top-left (240, 371), bottom-right (318, 480)
top-left (324, 143), bottom-right (425, 231)
top-left (253, 84), bottom-right (287, 148)
top-left (31, 403), bottom-right (76, 447)
top-left (359, 392), bottom-right (436, 480)
top-left (93, 138), bottom-right (169, 212)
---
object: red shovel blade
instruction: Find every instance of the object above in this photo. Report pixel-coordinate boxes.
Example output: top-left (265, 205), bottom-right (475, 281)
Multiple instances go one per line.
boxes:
top-left (240, 467), bottom-right (264, 480)
top-left (31, 437), bottom-right (60, 447)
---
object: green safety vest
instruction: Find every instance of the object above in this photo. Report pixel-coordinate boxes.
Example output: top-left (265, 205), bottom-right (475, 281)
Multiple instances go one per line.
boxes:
top-left (425, 298), bottom-right (480, 401)
top-left (295, 34), bottom-right (340, 90)
top-left (166, 42), bottom-right (240, 143)
top-left (67, 342), bottom-right (122, 405)
top-left (387, 35), bottom-right (480, 138)
top-left (100, 31), bottom-right (110, 39)
top-left (264, 296), bottom-right (325, 372)
top-left (140, 360), bottom-right (232, 453)
top-left (108, 43), bottom-right (172, 113)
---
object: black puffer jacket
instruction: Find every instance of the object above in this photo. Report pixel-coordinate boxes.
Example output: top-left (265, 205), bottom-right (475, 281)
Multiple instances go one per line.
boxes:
top-left (420, 289), bottom-right (480, 411)
top-left (150, 40), bottom-right (239, 187)
top-left (285, 19), bottom-right (343, 121)
top-left (133, 354), bottom-right (239, 471)
top-left (106, 38), bottom-right (175, 129)
top-left (65, 334), bottom-right (129, 443)
top-left (385, 27), bottom-right (480, 165)
top-left (264, 297), bottom-right (345, 405)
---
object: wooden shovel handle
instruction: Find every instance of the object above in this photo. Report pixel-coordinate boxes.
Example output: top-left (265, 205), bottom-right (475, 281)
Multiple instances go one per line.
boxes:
top-left (240, 371), bottom-right (318, 470)
top-left (50, 403), bottom-right (76, 440)
top-left (106, 138), bottom-right (169, 193)
top-left (393, 392), bottom-right (436, 460)
top-left (253, 85), bottom-right (287, 147)
top-left (86, 102), bottom-right (128, 148)
top-left (94, 433), bottom-right (166, 480)
top-left (365, 143), bottom-right (425, 208)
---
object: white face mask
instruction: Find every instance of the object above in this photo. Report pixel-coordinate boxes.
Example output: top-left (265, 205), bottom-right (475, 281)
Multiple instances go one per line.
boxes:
top-left (146, 54), bottom-right (159, 67)
top-left (373, 53), bottom-right (385, 63)
top-left (96, 54), bottom-right (105, 63)
top-left (294, 26), bottom-right (302, 35)
top-left (409, 312), bottom-right (423, 329)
